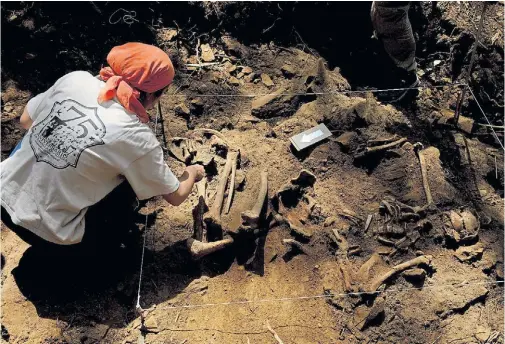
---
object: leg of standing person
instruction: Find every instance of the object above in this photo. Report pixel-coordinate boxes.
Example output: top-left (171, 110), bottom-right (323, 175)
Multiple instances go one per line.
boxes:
top-left (371, 1), bottom-right (419, 101)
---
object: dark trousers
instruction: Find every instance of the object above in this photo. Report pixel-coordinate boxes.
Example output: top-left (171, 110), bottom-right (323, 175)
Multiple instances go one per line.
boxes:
top-left (1, 182), bottom-right (139, 257)
top-left (371, 1), bottom-right (416, 71)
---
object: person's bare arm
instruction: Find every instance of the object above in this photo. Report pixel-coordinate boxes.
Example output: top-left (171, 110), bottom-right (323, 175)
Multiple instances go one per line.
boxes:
top-left (20, 106), bottom-right (33, 130)
top-left (163, 165), bottom-right (205, 206)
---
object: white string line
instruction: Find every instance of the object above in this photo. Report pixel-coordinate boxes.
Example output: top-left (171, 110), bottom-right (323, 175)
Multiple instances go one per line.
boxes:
top-left (162, 83), bottom-right (467, 98)
top-left (108, 8), bottom-right (139, 25)
top-left (136, 214), bottom-right (149, 309)
top-left (466, 85), bottom-right (505, 150)
top-left (136, 106), bottom-right (162, 310)
top-left (161, 82), bottom-right (503, 150)
top-left (142, 280), bottom-right (504, 311)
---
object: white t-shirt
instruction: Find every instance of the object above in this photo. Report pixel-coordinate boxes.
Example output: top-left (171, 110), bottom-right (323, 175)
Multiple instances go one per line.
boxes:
top-left (1, 71), bottom-right (180, 245)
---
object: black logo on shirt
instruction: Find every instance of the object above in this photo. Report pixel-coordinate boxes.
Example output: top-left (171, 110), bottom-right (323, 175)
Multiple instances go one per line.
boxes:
top-left (30, 99), bottom-right (106, 169)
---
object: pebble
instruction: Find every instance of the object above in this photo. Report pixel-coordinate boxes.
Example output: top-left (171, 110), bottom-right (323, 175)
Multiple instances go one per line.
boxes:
top-left (200, 44), bottom-right (215, 62)
top-left (281, 64), bottom-right (296, 78)
top-left (224, 61), bottom-right (236, 73)
top-left (228, 76), bottom-right (241, 86)
top-left (174, 103), bottom-right (190, 117)
top-left (261, 73), bottom-right (274, 87)
top-left (242, 66), bottom-right (253, 74)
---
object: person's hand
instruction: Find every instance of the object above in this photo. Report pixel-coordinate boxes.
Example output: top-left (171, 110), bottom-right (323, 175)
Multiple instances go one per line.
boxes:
top-left (187, 164), bottom-right (205, 182)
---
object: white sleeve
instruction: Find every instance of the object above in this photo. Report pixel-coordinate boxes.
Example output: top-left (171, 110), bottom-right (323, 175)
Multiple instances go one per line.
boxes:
top-left (26, 72), bottom-right (73, 122)
top-left (122, 146), bottom-right (180, 200)
top-left (26, 91), bottom-right (48, 122)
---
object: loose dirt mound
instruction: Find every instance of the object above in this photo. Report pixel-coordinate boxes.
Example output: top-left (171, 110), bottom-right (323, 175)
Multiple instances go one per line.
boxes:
top-left (1, 2), bottom-right (503, 344)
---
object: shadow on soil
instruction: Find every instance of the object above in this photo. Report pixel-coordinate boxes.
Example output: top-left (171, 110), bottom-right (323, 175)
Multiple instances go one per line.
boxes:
top-left (8, 183), bottom-right (235, 333)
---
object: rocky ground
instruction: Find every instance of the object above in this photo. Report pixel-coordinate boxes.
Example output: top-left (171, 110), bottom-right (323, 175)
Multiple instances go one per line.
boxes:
top-left (1, 2), bottom-right (504, 344)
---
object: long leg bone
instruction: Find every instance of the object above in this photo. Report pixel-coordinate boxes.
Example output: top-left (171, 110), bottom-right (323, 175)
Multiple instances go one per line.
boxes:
top-left (240, 170), bottom-right (268, 231)
top-left (225, 152), bottom-right (239, 214)
top-left (187, 237), bottom-right (234, 260)
top-left (368, 255), bottom-right (432, 292)
top-left (366, 137), bottom-right (407, 153)
top-left (355, 137), bottom-right (407, 159)
top-left (204, 151), bottom-right (237, 239)
top-left (413, 143), bottom-right (434, 205)
top-left (367, 135), bottom-right (400, 146)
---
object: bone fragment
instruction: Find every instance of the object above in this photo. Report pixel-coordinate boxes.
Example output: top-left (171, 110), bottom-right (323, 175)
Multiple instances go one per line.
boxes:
top-left (367, 135), bottom-right (400, 146)
top-left (366, 137), bottom-right (407, 153)
top-left (364, 214), bottom-right (373, 232)
top-left (377, 236), bottom-right (395, 246)
top-left (356, 138), bottom-right (407, 158)
top-left (339, 260), bottom-right (352, 292)
top-left (331, 228), bottom-right (349, 254)
top-left (186, 238), bottom-right (234, 260)
top-left (225, 152), bottom-right (239, 214)
top-left (282, 239), bottom-right (309, 255)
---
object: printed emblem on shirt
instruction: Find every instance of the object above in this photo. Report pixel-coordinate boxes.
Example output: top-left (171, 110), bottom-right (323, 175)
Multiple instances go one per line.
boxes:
top-left (30, 99), bottom-right (106, 169)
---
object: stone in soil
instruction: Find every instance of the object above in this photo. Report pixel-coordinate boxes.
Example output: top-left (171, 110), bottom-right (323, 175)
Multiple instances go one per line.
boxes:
top-left (454, 244), bottom-right (484, 263)
top-left (190, 98), bottom-right (204, 110)
top-left (228, 76), bottom-right (241, 86)
top-left (241, 66), bottom-right (253, 74)
top-left (224, 61), bottom-right (237, 73)
top-left (335, 131), bottom-right (357, 151)
top-left (251, 87), bottom-right (286, 113)
top-left (281, 64), bottom-right (296, 78)
top-left (261, 73), bottom-right (274, 87)
top-left (200, 43), bottom-right (215, 62)
top-left (402, 268), bottom-right (427, 282)
top-left (174, 103), bottom-right (190, 117)
top-left (434, 284), bottom-right (489, 318)
top-left (496, 262), bottom-right (504, 280)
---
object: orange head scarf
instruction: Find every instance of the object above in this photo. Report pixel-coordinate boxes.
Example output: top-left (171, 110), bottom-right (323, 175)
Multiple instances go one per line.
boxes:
top-left (97, 42), bottom-right (175, 123)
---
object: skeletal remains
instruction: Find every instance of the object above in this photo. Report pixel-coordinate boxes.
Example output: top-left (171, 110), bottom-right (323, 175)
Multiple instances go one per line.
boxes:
top-left (443, 208), bottom-right (480, 243)
top-left (413, 142), bottom-right (433, 205)
top-left (203, 150), bottom-right (238, 239)
top-left (273, 169), bottom-right (319, 239)
top-left (354, 136), bottom-right (407, 159)
top-left (367, 255), bottom-right (433, 292)
top-left (167, 137), bottom-right (200, 163)
top-left (184, 131), bottom-right (270, 259)
top-left (183, 132), bottom-right (238, 259)
top-left (379, 196), bottom-right (426, 224)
